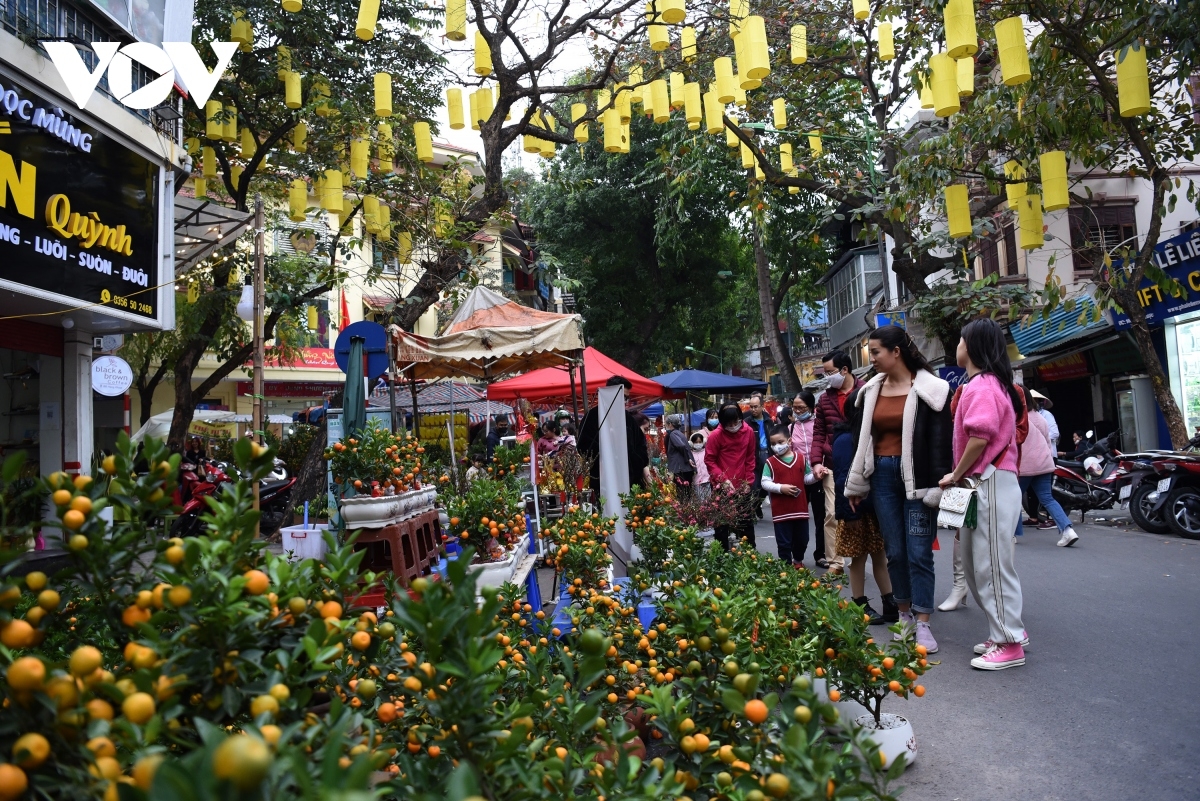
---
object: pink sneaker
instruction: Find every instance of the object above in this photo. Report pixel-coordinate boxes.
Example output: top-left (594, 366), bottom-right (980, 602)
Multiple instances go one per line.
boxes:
top-left (970, 642), bottom-right (1025, 670)
top-left (973, 631), bottom-right (1029, 654)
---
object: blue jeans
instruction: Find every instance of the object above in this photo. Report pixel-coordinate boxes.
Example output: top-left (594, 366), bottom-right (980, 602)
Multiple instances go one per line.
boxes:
top-left (772, 519), bottom-right (809, 564)
top-left (1016, 473), bottom-right (1072, 534)
top-left (870, 456), bottom-right (936, 614)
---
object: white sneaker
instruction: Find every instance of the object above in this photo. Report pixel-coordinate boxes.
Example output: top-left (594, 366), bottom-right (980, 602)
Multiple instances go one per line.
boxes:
top-left (892, 610), bottom-right (915, 641)
top-left (974, 630), bottom-right (1029, 654)
top-left (1057, 528), bottom-right (1079, 547)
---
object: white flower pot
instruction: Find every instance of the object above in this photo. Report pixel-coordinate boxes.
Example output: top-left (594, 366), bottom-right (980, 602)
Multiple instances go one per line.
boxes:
top-left (340, 494), bottom-right (403, 528)
top-left (853, 712), bottom-right (917, 769)
top-left (463, 533), bottom-right (529, 589)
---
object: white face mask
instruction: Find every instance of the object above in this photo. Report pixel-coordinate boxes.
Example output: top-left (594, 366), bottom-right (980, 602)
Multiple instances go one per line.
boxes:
top-left (771, 443), bottom-right (790, 456)
top-left (826, 371), bottom-right (845, 389)
top-left (723, 422), bottom-right (742, 434)
top-left (691, 442), bottom-right (705, 451)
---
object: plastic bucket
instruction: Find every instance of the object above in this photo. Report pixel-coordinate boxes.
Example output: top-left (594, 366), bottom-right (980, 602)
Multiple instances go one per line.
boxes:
top-left (280, 524), bottom-right (329, 562)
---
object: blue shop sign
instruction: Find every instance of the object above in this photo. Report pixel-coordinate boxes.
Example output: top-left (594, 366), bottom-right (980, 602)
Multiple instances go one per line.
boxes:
top-left (1110, 228), bottom-right (1200, 329)
top-left (938, 366), bottom-right (968, 390)
top-left (876, 310), bottom-right (906, 329)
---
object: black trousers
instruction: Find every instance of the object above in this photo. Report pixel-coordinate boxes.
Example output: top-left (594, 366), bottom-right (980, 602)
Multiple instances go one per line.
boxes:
top-left (715, 520), bottom-right (756, 551)
top-left (805, 480), bottom-right (827, 561)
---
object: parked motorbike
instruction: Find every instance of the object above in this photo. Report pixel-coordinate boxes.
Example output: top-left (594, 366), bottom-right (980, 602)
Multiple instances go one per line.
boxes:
top-left (1051, 430), bottom-right (1124, 521)
top-left (1127, 433), bottom-right (1200, 538)
top-left (173, 458), bottom-right (295, 538)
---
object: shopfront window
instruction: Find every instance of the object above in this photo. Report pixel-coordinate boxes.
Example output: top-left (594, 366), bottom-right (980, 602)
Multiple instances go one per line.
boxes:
top-left (1177, 318), bottom-right (1200, 437)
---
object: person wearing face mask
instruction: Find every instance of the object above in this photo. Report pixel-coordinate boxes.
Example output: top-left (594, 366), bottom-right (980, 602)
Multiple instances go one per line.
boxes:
top-left (704, 403), bottom-right (758, 550)
top-left (664, 414), bottom-right (696, 500)
top-left (810, 351), bottom-right (865, 573)
top-left (689, 432), bottom-right (711, 498)
top-left (761, 425), bottom-right (818, 567)
top-left (705, 408), bottom-right (720, 432)
top-left (743, 393), bottom-right (771, 519)
top-left (790, 391), bottom-right (826, 566)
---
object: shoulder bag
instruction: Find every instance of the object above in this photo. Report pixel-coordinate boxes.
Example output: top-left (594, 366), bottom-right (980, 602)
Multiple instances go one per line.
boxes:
top-left (937, 478), bottom-right (979, 530)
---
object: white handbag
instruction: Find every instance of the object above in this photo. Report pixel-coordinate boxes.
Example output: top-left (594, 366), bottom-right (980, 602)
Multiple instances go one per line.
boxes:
top-left (937, 479), bottom-right (979, 529)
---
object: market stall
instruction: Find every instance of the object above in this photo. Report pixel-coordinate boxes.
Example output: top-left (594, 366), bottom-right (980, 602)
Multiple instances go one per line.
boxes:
top-left (487, 346), bottom-right (671, 407)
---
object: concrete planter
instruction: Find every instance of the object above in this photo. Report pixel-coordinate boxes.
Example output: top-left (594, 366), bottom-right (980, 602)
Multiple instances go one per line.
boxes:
top-left (464, 533), bottom-right (529, 589)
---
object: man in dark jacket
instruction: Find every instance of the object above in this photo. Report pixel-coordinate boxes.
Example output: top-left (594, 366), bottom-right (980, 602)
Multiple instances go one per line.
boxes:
top-left (484, 416), bottom-right (509, 460)
top-left (664, 414), bottom-right (696, 499)
top-left (743, 393), bottom-right (770, 519)
top-left (809, 350), bottom-right (865, 571)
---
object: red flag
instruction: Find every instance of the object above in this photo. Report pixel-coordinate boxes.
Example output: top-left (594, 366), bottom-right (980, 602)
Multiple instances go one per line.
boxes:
top-left (339, 289), bottom-right (350, 332)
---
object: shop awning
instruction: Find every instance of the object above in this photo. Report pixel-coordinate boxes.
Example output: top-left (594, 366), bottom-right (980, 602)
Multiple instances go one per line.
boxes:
top-left (174, 197), bottom-right (253, 273)
top-left (362, 294), bottom-right (394, 312)
top-left (1011, 300), bottom-right (1111, 357)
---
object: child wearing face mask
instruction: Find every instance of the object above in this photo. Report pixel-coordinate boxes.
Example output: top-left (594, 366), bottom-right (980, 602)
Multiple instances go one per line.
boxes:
top-left (690, 433), bottom-right (711, 499)
top-left (761, 426), bottom-right (817, 567)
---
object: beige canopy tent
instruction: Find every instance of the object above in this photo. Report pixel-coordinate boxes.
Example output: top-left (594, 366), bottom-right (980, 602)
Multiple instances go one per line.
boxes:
top-left (390, 286), bottom-right (585, 381)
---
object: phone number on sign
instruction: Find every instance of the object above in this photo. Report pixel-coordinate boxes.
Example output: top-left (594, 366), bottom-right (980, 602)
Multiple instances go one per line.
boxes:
top-left (101, 289), bottom-right (153, 316)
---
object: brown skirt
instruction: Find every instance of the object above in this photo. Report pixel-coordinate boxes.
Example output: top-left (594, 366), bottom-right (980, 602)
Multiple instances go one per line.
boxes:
top-left (836, 513), bottom-right (885, 558)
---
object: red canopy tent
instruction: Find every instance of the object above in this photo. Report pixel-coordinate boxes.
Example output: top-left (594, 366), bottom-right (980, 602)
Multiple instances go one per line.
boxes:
top-left (487, 347), bottom-right (672, 406)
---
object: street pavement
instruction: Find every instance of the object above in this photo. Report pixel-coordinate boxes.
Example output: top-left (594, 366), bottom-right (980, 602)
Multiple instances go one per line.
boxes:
top-left (753, 505), bottom-right (1200, 801)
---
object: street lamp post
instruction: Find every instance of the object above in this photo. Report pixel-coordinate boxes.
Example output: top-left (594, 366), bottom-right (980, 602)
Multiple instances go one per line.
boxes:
top-left (685, 345), bottom-right (723, 374)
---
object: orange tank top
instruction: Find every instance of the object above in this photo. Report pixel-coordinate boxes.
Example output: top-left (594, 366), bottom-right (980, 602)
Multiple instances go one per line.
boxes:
top-left (872, 394), bottom-right (905, 457)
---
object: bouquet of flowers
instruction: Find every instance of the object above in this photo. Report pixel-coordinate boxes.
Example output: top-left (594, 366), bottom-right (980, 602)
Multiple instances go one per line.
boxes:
top-left (672, 480), bottom-right (758, 530)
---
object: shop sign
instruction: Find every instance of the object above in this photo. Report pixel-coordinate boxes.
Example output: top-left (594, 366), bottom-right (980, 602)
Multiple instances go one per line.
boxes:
top-left (938, 366), bottom-right (968, 390)
top-left (875, 310), bottom-right (906, 329)
top-left (1110, 228), bottom-right (1200, 329)
top-left (188, 419), bottom-right (235, 438)
top-left (0, 76), bottom-right (159, 322)
top-left (1037, 352), bottom-right (1092, 382)
top-left (262, 348), bottom-right (339, 369)
top-left (239, 381), bottom-right (342, 398)
top-left (91, 355), bottom-right (133, 396)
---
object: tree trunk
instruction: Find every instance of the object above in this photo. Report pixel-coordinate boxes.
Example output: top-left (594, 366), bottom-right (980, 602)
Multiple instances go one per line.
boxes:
top-left (753, 225), bottom-right (800, 394)
top-left (1112, 286), bottom-right (1188, 448)
top-left (136, 383), bottom-right (157, 427)
top-left (282, 426), bottom-right (329, 529)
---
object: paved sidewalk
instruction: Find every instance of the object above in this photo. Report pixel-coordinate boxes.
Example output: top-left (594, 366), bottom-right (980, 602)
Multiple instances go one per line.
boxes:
top-left (755, 509), bottom-right (1200, 801)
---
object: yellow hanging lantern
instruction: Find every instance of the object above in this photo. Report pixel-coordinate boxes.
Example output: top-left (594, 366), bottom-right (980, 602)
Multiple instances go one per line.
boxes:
top-left (1018, 193), bottom-right (1044, 249)
top-left (780, 142), bottom-right (793, 172)
top-left (808, 131), bottom-right (822, 155)
top-left (363, 195), bottom-right (381, 234)
top-left (995, 17), bottom-right (1030, 86)
top-left (740, 141), bottom-right (754, 170)
top-left (739, 18), bottom-right (771, 83)
top-left (647, 4), bottom-right (669, 51)
top-left (205, 100), bottom-right (222, 139)
top-left (616, 84), bottom-right (632, 123)
top-left (638, 85), bottom-right (654, 121)
top-left (619, 121), bottom-right (631, 154)
top-left (322, 170), bottom-right (343, 213)
top-left (734, 85), bottom-right (747, 107)
top-left (413, 122), bottom-right (434, 163)
top-left (292, 122), bottom-right (307, 152)
top-left (470, 91), bottom-right (482, 132)
top-left (186, 137), bottom-right (200, 158)
top-left (878, 23), bottom-right (894, 61)
top-left (684, 82), bottom-right (702, 125)
top-left (356, 0), bottom-right (380, 40)
top-left (944, 184), bottom-right (971, 239)
top-left (704, 88), bottom-right (723, 134)
top-left (788, 169), bottom-right (799, 193)
top-left (1116, 42), bottom-right (1151, 117)
top-left (729, 0), bottom-right (748, 37)
top-left (231, 11), bottom-right (252, 51)
top-left (772, 98), bottom-right (787, 129)
top-left (289, 179), bottom-right (308, 222)
top-left (957, 57), bottom-right (974, 96)
top-left (350, 138), bottom-right (369, 179)
top-left (240, 127), bottom-right (256, 159)
top-left (202, 146), bottom-right (216, 177)
top-left (670, 72), bottom-right (685, 110)
top-left (715, 58), bottom-right (737, 104)
top-left (374, 73), bottom-right (392, 117)
top-left (282, 0), bottom-right (302, 12)
top-left (447, 88), bottom-right (465, 130)
top-left (931, 54), bottom-right (959, 117)
top-left (539, 114), bottom-right (556, 158)
top-left (572, 103), bottom-right (589, 143)
top-left (223, 104), bottom-right (237, 142)
top-left (650, 79), bottom-right (670, 123)
top-left (477, 87), bottom-right (494, 127)
top-left (313, 78), bottom-right (331, 116)
top-left (523, 111), bottom-right (542, 152)
top-left (475, 30), bottom-right (492, 76)
top-left (284, 71), bottom-right (302, 109)
top-left (1040, 150), bottom-right (1069, 211)
top-left (445, 0), bottom-right (466, 41)
top-left (397, 231), bottom-right (413, 262)
top-left (681, 26), bottom-right (697, 62)
top-left (276, 46), bottom-right (291, 80)
top-left (1004, 159), bottom-right (1027, 205)
top-left (306, 306), bottom-right (319, 331)
top-left (918, 74), bottom-right (934, 109)
top-left (661, 0), bottom-right (685, 24)
top-left (725, 114), bottom-right (739, 147)
top-left (603, 108), bottom-right (623, 153)
top-left (629, 66), bottom-right (644, 105)
top-left (187, 281), bottom-right (200, 304)
top-left (852, 0), bottom-right (868, 20)
top-left (378, 204), bottom-right (391, 240)
top-left (377, 123), bottom-right (393, 172)
top-left (791, 25), bottom-right (807, 64)
top-left (943, 0), bottom-right (977, 59)
top-left (755, 164), bottom-right (765, 181)
top-left (597, 89), bottom-right (612, 113)
top-left (230, 163), bottom-right (243, 190)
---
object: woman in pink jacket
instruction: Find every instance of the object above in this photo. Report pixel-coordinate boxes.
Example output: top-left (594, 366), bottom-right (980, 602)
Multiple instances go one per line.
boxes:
top-left (1015, 385), bottom-right (1079, 547)
top-left (705, 403), bottom-right (758, 551)
top-left (939, 319), bottom-right (1027, 671)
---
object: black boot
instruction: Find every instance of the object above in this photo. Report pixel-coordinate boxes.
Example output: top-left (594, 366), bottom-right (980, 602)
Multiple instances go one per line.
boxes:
top-left (854, 596), bottom-right (885, 626)
top-left (880, 593), bottom-right (900, 624)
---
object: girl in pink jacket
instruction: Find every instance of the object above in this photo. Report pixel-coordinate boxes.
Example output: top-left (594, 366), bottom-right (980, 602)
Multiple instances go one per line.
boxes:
top-left (704, 403), bottom-right (758, 551)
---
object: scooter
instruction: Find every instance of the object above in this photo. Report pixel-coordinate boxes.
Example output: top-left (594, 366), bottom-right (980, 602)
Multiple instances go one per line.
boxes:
top-left (173, 461), bottom-right (295, 538)
top-left (1051, 430), bottom-right (1124, 521)
top-left (1125, 433), bottom-right (1200, 537)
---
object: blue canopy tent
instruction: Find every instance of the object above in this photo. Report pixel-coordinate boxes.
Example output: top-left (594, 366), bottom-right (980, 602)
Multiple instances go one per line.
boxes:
top-left (649, 369), bottom-right (768, 394)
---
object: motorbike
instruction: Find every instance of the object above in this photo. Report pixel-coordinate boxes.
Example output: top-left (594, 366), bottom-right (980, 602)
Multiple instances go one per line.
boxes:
top-left (1142, 433), bottom-right (1200, 540)
top-left (1051, 430), bottom-right (1124, 521)
top-left (173, 458), bottom-right (295, 538)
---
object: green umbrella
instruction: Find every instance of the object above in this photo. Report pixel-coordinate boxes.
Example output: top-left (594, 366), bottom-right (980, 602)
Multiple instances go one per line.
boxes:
top-left (343, 335), bottom-right (366, 441)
